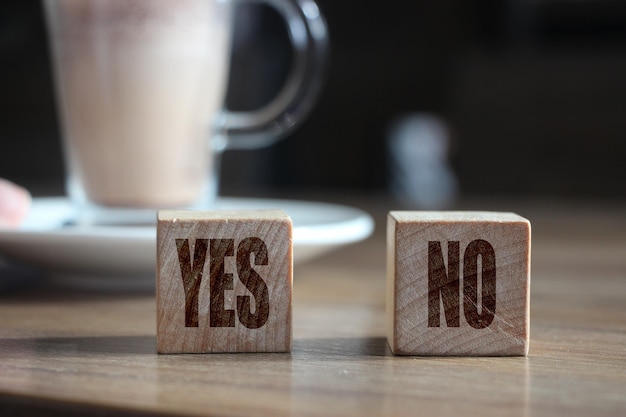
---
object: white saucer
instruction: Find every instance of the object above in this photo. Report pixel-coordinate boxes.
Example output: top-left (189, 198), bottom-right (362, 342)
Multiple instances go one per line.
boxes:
top-left (0, 197), bottom-right (374, 290)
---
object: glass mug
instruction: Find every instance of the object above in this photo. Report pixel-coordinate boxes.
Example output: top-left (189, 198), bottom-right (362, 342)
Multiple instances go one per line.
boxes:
top-left (44, 0), bottom-right (327, 224)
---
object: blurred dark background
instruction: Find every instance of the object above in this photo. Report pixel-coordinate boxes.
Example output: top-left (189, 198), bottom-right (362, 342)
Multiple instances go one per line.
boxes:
top-left (1, 0), bottom-right (626, 201)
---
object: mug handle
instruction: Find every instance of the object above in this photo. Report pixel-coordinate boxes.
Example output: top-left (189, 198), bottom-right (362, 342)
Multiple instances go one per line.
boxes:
top-left (213, 0), bottom-right (328, 151)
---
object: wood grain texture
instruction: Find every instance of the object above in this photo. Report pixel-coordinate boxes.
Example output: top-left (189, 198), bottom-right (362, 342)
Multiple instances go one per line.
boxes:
top-left (157, 210), bottom-right (292, 353)
top-left (387, 211), bottom-right (530, 355)
top-left (0, 197), bottom-right (624, 416)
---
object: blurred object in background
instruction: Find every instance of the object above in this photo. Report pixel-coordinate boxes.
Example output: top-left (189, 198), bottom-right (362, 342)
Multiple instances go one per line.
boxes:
top-left (387, 114), bottom-right (458, 209)
top-left (1, 0), bottom-right (626, 199)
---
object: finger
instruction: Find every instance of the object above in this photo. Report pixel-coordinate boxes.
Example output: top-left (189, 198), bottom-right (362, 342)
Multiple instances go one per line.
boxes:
top-left (0, 179), bottom-right (32, 228)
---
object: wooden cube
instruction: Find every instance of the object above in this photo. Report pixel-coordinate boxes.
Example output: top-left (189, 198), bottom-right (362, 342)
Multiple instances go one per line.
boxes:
top-left (157, 210), bottom-right (292, 353)
top-left (387, 211), bottom-right (531, 356)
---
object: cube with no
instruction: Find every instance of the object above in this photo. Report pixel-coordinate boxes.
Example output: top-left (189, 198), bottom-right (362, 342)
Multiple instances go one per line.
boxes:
top-left (387, 211), bottom-right (531, 356)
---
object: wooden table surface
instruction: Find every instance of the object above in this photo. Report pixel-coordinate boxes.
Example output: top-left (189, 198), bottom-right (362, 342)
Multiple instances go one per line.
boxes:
top-left (0, 196), bottom-right (625, 416)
